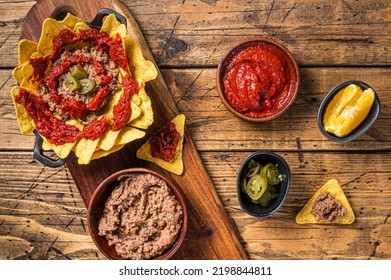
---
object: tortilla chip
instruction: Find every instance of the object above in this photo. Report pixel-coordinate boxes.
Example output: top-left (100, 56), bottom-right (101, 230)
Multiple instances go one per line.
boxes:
top-left (60, 13), bottom-right (84, 30)
top-left (42, 137), bottom-right (75, 159)
top-left (37, 18), bottom-right (70, 55)
top-left (131, 92), bottom-right (141, 106)
top-left (41, 119), bottom-right (83, 159)
top-left (73, 22), bottom-right (91, 32)
top-left (100, 14), bottom-right (120, 36)
top-left (137, 114), bottom-right (185, 175)
top-left (129, 88), bottom-right (153, 129)
top-left (295, 179), bottom-right (355, 224)
top-left (91, 144), bottom-right (125, 160)
top-left (73, 137), bottom-right (100, 164)
top-left (12, 62), bottom-right (27, 84)
top-left (97, 127), bottom-right (120, 151)
top-left (18, 39), bottom-right (38, 65)
top-left (11, 86), bottom-right (36, 134)
top-left (110, 24), bottom-right (127, 41)
top-left (115, 126), bottom-right (145, 146)
top-left (20, 52), bottom-right (47, 89)
top-left (125, 35), bottom-right (157, 83)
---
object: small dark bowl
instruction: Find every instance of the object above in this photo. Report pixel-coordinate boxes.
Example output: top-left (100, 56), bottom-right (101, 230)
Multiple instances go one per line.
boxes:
top-left (88, 168), bottom-right (188, 260)
top-left (237, 151), bottom-right (291, 218)
top-left (317, 80), bottom-right (381, 142)
top-left (216, 37), bottom-right (300, 122)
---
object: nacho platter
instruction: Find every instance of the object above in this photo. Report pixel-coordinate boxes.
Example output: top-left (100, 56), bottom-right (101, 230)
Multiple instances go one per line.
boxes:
top-left (19, 0), bottom-right (247, 259)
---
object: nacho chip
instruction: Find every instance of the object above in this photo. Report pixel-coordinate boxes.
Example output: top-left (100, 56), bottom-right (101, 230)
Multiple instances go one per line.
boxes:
top-left (73, 137), bottom-right (100, 164)
top-left (20, 52), bottom-right (47, 89)
top-left (42, 119), bottom-right (83, 159)
top-left (91, 144), bottom-right (125, 160)
top-left (12, 62), bottom-right (26, 85)
top-left (18, 39), bottom-right (38, 65)
top-left (73, 22), bottom-right (91, 32)
top-left (100, 14), bottom-right (120, 35)
top-left (37, 18), bottom-right (70, 55)
top-left (42, 136), bottom-right (75, 159)
top-left (137, 114), bottom-right (185, 175)
top-left (11, 86), bottom-right (36, 134)
top-left (115, 126), bottom-right (145, 146)
top-left (124, 35), bottom-right (157, 83)
top-left (96, 128), bottom-right (121, 151)
top-left (129, 88), bottom-right (153, 129)
top-left (295, 179), bottom-right (355, 224)
top-left (60, 13), bottom-right (84, 30)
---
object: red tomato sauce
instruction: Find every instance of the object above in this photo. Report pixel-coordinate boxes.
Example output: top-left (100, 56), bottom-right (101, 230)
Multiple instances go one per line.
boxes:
top-left (80, 115), bottom-right (108, 140)
top-left (149, 122), bottom-right (180, 162)
top-left (17, 28), bottom-right (140, 145)
top-left (222, 42), bottom-right (291, 118)
top-left (15, 89), bottom-right (81, 145)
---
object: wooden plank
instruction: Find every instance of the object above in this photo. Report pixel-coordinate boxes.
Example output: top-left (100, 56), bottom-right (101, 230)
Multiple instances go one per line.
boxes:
top-left (2, 0), bottom-right (391, 67)
top-left (203, 151), bottom-right (391, 260)
top-left (1, 151), bottom-right (390, 259)
top-left (2, 67), bottom-right (390, 151)
top-left (0, 152), bottom-right (101, 260)
top-left (17, 0), bottom-right (247, 260)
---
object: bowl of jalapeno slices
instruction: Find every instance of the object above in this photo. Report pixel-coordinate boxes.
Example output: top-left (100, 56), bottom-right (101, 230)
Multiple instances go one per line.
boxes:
top-left (237, 151), bottom-right (291, 217)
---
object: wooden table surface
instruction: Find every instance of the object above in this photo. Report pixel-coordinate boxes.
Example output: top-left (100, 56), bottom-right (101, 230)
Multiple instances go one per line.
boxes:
top-left (1, 0), bottom-right (391, 260)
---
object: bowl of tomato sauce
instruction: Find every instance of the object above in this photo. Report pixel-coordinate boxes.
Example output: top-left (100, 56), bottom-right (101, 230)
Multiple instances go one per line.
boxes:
top-left (216, 37), bottom-right (300, 122)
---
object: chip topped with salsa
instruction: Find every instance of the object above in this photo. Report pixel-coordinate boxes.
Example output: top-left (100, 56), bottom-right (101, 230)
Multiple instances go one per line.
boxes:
top-left (11, 13), bottom-right (157, 164)
top-left (136, 114), bottom-right (185, 175)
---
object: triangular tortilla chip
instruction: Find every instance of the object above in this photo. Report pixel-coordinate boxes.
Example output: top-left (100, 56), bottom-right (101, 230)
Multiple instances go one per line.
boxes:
top-left (296, 179), bottom-right (355, 224)
top-left (37, 18), bottom-right (70, 55)
top-left (11, 86), bottom-right (36, 134)
top-left (73, 22), bottom-right (91, 32)
top-left (115, 126), bottom-right (145, 146)
top-left (60, 13), bottom-right (84, 30)
top-left (100, 14), bottom-right (120, 36)
top-left (18, 39), bottom-right (38, 65)
top-left (41, 119), bottom-right (83, 159)
top-left (73, 137), bottom-right (100, 165)
top-left (124, 35), bottom-right (158, 84)
top-left (129, 88), bottom-right (153, 129)
top-left (90, 144), bottom-right (125, 160)
top-left (137, 114), bottom-right (185, 175)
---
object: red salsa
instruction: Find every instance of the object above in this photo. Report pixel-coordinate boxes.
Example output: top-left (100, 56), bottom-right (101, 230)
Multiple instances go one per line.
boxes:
top-left (222, 42), bottom-right (291, 118)
top-left (16, 28), bottom-right (139, 145)
top-left (15, 89), bottom-right (81, 145)
top-left (149, 122), bottom-right (180, 162)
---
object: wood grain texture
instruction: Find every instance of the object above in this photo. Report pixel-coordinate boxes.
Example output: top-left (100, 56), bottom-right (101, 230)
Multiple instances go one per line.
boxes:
top-left (1, 151), bottom-right (390, 259)
top-left (1, 0), bottom-right (391, 260)
top-left (2, 0), bottom-right (391, 67)
top-left (17, 0), bottom-right (247, 260)
top-left (2, 68), bottom-right (390, 151)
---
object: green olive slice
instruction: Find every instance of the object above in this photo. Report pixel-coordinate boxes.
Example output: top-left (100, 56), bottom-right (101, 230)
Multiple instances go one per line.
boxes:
top-left (246, 174), bottom-right (268, 200)
top-left (262, 163), bottom-right (281, 185)
top-left (244, 159), bottom-right (261, 178)
top-left (65, 75), bottom-right (81, 92)
top-left (70, 65), bottom-right (88, 79)
top-left (79, 78), bottom-right (96, 94)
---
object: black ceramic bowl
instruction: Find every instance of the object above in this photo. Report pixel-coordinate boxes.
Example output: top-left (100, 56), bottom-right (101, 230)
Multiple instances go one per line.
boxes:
top-left (236, 151), bottom-right (290, 218)
top-left (317, 80), bottom-right (381, 142)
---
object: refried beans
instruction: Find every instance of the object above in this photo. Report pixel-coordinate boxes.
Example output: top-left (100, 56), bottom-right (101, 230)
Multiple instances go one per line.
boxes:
top-left (98, 173), bottom-right (183, 260)
top-left (311, 192), bottom-right (347, 223)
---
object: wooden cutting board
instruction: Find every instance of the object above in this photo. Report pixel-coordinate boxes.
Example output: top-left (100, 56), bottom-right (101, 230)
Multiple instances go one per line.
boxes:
top-left (20, 0), bottom-right (248, 260)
